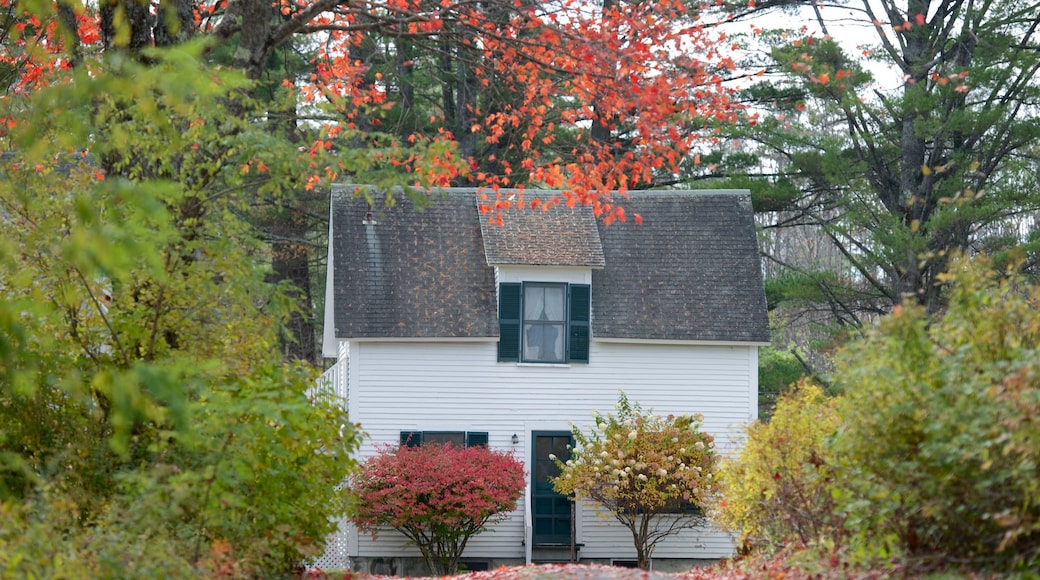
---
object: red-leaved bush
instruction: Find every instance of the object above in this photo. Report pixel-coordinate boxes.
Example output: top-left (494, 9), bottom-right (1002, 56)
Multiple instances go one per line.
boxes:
top-left (350, 443), bottom-right (526, 575)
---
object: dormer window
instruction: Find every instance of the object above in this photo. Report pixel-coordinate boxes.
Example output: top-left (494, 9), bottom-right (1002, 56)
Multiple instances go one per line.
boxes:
top-left (523, 284), bottom-right (566, 362)
top-left (498, 282), bottom-right (590, 364)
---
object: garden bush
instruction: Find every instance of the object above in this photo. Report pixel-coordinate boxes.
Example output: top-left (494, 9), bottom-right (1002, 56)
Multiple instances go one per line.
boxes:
top-left (0, 363), bottom-right (361, 579)
top-left (553, 393), bottom-right (719, 570)
top-left (830, 255), bottom-right (1040, 570)
top-left (351, 442), bottom-right (526, 575)
top-left (0, 488), bottom-right (196, 578)
top-left (0, 52), bottom-right (362, 577)
top-left (715, 381), bottom-right (842, 553)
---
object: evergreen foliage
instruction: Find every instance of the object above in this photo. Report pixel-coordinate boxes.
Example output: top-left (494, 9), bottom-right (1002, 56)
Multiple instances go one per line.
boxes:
top-left (699, 0), bottom-right (1040, 348)
top-left (756, 347), bottom-right (808, 419)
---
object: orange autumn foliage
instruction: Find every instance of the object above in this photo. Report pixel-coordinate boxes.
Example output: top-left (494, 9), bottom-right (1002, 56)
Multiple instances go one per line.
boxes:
top-left (4, 0), bottom-right (743, 223)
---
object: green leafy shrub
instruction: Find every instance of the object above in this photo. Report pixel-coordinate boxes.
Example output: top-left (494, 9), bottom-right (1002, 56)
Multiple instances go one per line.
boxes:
top-left (0, 489), bottom-right (197, 578)
top-left (185, 361), bottom-right (361, 574)
top-left (715, 381), bottom-right (842, 553)
top-left (831, 255), bottom-right (1040, 570)
top-left (0, 42), bottom-right (362, 578)
top-left (1, 365), bottom-right (360, 579)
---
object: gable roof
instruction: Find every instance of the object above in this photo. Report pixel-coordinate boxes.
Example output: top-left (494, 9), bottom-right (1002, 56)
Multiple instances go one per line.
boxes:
top-left (328, 186), bottom-right (769, 343)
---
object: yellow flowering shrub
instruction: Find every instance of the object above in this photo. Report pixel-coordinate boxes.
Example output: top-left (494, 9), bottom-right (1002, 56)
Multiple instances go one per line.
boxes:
top-left (553, 392), bottom-right (718, 569)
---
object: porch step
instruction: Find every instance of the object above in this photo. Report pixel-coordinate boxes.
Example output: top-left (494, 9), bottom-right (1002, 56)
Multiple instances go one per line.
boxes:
top-left (532, 543), bottom-right (583, 563)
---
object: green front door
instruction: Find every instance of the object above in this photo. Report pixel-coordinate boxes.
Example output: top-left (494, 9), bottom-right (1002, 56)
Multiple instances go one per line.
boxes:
top-left (532, 432), bottom-right (573, 546)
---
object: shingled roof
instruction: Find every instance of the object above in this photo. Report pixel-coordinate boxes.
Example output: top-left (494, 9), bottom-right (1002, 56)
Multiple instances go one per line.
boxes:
top-left (593, 191), bottom-right (770, 342)
top-left (330, 187), bottom-right (499, 339)
top-left (329, 186), bottom-right (769, 343)
top-left (479, 199), bottom-right (605, 267)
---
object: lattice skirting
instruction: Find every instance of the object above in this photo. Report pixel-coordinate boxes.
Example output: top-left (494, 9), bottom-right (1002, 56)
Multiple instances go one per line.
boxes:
top-left (309, 517), bottom-right (351, 572)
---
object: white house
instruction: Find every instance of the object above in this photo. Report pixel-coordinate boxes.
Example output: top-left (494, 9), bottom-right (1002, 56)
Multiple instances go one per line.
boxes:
top-left (318, 187), bottom-right (770, 575)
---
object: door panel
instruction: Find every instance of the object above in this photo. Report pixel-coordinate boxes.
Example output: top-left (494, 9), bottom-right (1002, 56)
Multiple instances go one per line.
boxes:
top-left (532, 432), bottom-right (573, 545)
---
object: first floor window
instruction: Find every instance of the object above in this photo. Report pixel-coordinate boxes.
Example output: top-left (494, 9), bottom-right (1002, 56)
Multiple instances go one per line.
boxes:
top-left (399, 431), bottom-right (489, 448)
top-left (497, 282), bottom-right (590, 363)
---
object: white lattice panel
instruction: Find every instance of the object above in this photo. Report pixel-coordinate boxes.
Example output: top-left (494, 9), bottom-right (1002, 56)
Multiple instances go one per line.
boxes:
top-left (309, 517), bottom-right (351, 572)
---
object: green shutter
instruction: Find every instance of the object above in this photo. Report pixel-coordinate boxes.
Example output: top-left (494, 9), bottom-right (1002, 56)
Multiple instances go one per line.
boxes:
top-left (498, 283), bottom-right (522, 362)
top-left (466, 432), bottom-right (489, 448)
top-left (400, 431), bottom-right (422, 447)
top-left (568, 284), bottom-right (590, 363)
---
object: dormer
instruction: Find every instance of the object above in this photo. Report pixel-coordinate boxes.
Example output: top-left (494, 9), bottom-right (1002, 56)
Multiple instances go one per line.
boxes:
top-left (479, 200), bottom-right (604, 364)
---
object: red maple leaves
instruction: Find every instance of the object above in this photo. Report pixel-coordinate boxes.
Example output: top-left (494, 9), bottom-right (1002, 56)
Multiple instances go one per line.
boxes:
top-left (0, 0), bottom-right (99, 95)
top-left (4, 0), bottom-right (745, 223)
top-left (297, 0), bottom-right (742, 220)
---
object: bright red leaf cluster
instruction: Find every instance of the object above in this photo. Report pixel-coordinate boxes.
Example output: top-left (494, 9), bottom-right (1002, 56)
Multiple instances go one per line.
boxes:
top-left (0, 0), bottom-right (100, 95)
top-left (351, 442), bottom-right (525, 574)
top-left (293, 0), bottom-right (741, 220)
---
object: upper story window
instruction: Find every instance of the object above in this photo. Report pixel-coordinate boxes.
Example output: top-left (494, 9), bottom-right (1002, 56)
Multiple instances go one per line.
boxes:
top-left (523, 284), bottom-right (566, 362)
top-left (497, 282), bottom-right (590, 364)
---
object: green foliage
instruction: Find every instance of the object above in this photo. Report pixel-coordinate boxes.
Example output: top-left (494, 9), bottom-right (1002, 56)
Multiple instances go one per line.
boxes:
top-left (0, 37), bottom-right (361, 578)
top-left (702, 0), bottom-right (1040, 348)
top-left (0, 365), bottom-right (358, 578)
top-left (764, 270), bottom-right (834, 311)
top-left (553, 392), bottom-right (718, 569)
top-left (715, 382), bottom-right (843, 553)
top-left (757, 347), bottom-right (806, 420)
top-left (182, 361), bottom-right (360, 573)
top-left (830, 254), bottom-right (1040, 570)
top-left (0, 494), bottom-right (197, 578)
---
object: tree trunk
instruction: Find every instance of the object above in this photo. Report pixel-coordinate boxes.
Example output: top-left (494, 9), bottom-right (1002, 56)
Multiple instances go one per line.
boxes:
top-left (455, 35), bottom-right (478, 162)
top-left (55, 1), bottom-right (83, 67)
top-left (100, 0), bottom-right (152, 52)
top-left (231, 0), bottom-right (275, 80)
top-left (154, 0), bottom-right (196, 47)
top-left (440, 38), bottom-right (456, 129)
top-left (271, 234), bottom-right (316, 364)
top-left (396, 37), bottom-right (416, 141)
top-left (590, 0), bottom-right (617, 146)
top-left (628, 514), bottom-right (651, 570)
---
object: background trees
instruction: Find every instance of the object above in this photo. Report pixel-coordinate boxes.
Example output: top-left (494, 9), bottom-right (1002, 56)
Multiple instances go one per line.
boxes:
top-left (351, 443), bottom-right (526, 575)
top-left (8, 1), bottom-right (1039, 372)
top-left (553, 393), bottom-right (719, 570)
top-left (696, 0), bottom-right (1040, 373)
top-left (1, 0), bottom-right (744, 363)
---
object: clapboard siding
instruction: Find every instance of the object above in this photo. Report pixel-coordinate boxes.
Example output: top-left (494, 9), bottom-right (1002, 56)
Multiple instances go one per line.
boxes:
top-left (346, 339), bottom-right (754, 560)
top-left (352, 500), bottom-right (527, 559)
top-left (577, 502), bottom-right (736, 559)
